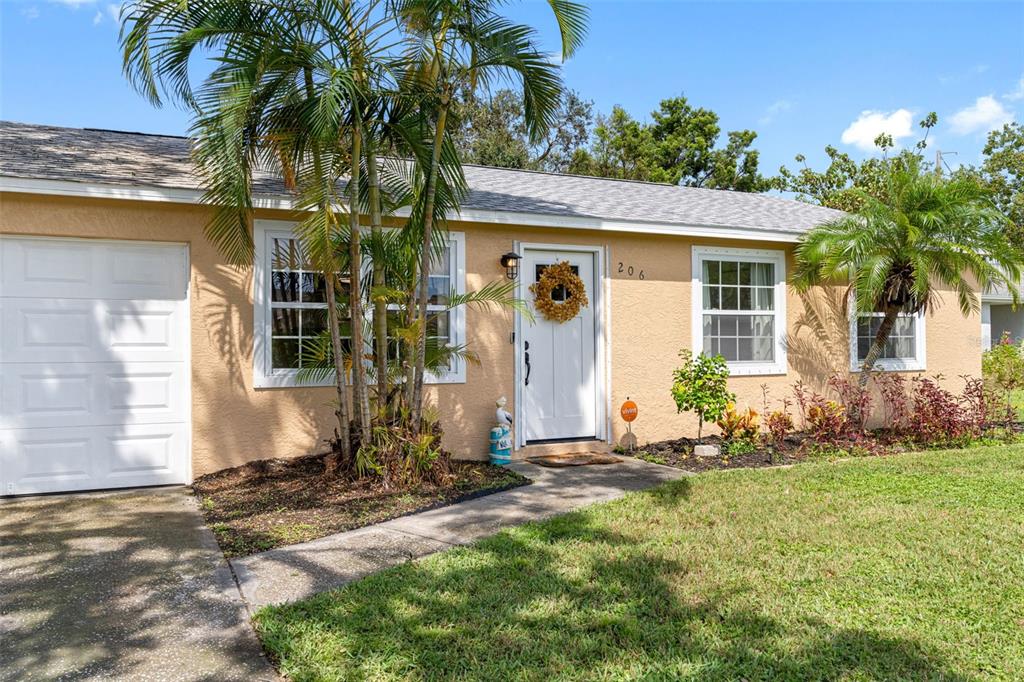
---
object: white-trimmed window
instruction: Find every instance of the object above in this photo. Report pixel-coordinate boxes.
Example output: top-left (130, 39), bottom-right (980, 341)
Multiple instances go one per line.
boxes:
top-left (691, 246), bottom-right (787, 376)
top-left (253, 220), bottom-right (466, 388)
top-left (848, 304), bottom-right (926, 372)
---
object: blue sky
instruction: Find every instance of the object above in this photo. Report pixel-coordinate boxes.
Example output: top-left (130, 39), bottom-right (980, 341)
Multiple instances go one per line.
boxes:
top-left (2, 0), bottom-right (1022, 176)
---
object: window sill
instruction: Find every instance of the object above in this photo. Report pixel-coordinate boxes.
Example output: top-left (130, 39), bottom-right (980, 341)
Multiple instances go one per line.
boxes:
top-left (253, 371), bottom-right (466, 389)
top-left (850, 360), bottom-right (925, 373)
top-left (726, 362), bottom-right (787, 377)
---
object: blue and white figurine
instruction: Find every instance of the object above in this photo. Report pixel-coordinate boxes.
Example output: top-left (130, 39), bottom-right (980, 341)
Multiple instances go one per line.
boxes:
top-left (489, 396), bottom-right (514, 465)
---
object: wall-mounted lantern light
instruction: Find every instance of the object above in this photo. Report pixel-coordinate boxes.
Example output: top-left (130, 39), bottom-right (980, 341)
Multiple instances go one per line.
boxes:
top-left (500, 251), bottom-right (522, 280)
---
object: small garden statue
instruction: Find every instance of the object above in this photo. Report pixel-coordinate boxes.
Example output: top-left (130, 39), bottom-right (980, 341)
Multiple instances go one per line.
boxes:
top-left (489, 397), bottom-right (514, 465)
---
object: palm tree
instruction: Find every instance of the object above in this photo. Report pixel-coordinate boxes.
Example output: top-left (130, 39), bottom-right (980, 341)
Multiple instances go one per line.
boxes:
top-left (393, 0), bottom-right (588, 431)
top-left (121, 0), bottom-right (397, 468)
top-left (794, 157), bottom-right (1021, 387)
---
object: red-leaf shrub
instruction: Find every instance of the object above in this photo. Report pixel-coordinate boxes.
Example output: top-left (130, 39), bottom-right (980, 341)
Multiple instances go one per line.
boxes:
top-left (828, 375), bottom-right (873, 432)
top-left (906, 376), bottom-right (977, 446)
top-left (874, 373), bottom-right (909, 431)
top-left (793, 381), bottom-right (850, 444)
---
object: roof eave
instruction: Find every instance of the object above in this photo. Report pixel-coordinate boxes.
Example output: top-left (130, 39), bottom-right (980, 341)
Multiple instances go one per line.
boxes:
top-left (0, 175), bottom-right (804, 244)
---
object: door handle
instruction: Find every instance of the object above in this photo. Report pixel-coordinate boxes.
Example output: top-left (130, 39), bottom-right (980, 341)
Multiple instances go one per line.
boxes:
top-left (524, 341), bottom-right (531, 386)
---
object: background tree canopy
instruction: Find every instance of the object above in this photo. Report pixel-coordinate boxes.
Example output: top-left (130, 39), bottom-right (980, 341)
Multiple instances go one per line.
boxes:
top-left (456, 91), bottom-right (1021, 244)
top-left (455, 92), bottom-right (766, 191)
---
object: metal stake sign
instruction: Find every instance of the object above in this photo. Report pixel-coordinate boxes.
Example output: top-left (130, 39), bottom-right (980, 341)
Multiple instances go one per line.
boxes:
top-left (620, 398), bottom-right (638, 451)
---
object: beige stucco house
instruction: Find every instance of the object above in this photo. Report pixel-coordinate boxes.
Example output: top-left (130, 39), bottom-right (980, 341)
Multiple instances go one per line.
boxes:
top-left (0, 122), bottom-right (984, 495)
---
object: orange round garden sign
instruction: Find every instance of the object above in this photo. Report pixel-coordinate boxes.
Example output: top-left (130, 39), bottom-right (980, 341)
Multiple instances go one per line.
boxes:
top-left (620, 400), bottom-right (638, 422)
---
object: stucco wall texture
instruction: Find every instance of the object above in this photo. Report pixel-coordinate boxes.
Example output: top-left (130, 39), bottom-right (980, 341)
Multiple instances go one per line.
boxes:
top-left (1, 192), bottom-right (983, 476)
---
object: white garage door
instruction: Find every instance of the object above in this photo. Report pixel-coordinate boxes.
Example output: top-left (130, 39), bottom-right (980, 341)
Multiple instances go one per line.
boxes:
top-left (0, 237), bottom-right (190, 496)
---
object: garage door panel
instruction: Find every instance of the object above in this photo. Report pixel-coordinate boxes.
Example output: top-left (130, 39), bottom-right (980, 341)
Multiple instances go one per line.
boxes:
top-left (1, 424), bottom-right (188, 496)
top-left (0, 299), bottom-right (186, 363)
top-left (1, 362), bottom-right (187, 430)
top-left (1, 238), bottom-right (186, 301)
top-left (1, 237), bottom-right (190, 496)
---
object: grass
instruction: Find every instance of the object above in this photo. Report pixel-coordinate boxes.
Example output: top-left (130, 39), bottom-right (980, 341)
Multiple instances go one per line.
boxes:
top-left (254, 447), bottom-right (1024, 681)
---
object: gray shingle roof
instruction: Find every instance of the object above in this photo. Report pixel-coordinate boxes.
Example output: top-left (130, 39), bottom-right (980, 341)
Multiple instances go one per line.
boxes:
top-left (0, 120), bottom-right (843, 235)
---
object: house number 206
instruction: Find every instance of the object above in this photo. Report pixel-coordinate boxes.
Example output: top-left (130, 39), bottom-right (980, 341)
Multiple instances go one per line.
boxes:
top-left (617, 262), bottom-right (645, 279)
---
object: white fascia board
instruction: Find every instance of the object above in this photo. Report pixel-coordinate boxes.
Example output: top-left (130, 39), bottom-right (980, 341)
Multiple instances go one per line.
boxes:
top-left (0, 176), bottom-right (294, 210)
top-left (1, 175), bottom-right (803, 243)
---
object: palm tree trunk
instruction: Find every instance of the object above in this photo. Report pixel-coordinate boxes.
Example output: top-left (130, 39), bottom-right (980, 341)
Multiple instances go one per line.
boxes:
top-left (410, 98), bottom-right (450, 433)
top-left (365, 139), bottom-right (389, 410)
top-left (858, 305), bottom-right (902, 388)
top-left (348, 119), bottom-right (371, 444)
top-left (303, 66), bottom-right (351, 473)
top-left (324, 273), bottom-right (353, 473)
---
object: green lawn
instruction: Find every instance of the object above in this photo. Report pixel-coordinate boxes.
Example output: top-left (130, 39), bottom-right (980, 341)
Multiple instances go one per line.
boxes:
top-left (255, 448), bottom-right (1024, 681)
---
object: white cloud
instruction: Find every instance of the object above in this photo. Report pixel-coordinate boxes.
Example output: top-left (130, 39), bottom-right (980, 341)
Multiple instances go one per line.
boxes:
top-left (92, 9), bottom-right (103, 24)
top-left (758, 99), bottom-right (793, 126)
top-left (21, 6), bottom-right (40, 19)
top-left (949, 95), bottom-right (1014, 135)
top-left (840, 109), bottom-right (914, 151)
top-left (49, 0), bottom-right (97, 7)
top-left (1005, 77), bottom-right (1024, 102)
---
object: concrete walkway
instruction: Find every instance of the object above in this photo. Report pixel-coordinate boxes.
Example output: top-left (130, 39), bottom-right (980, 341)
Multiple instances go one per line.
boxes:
top-left (231, 457), bottom-right (685, 609)
top-left (0, 488), bottom-right (278, 682)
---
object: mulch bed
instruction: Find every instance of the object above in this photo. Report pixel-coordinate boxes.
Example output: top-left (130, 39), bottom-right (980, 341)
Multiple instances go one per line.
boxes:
top-left (192, 452), bottom-right (529, 558)
top-left (631, 435), bottom-right (807, 473)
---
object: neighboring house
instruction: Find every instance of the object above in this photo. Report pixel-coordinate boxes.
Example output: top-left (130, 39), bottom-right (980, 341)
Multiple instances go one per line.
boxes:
top-left (981, 282), bottom-right (1024, 350)
top-left (0, 122), bottom-right (985, 495)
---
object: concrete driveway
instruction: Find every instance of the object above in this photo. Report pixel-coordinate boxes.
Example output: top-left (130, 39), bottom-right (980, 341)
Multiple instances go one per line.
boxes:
top-left (0, 488), bottom-right (277, 681)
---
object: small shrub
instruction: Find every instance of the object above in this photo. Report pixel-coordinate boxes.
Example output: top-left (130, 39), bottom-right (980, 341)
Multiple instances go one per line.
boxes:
top-left (982, 332), bottom-right (1024, 423)
top-left (828, 375), bottom-right (873, 432)
top-left (960, 375), bottom-right (1002, 432)
top-left (716, 403), bottom-right (760, 442)
top-left (671, 350), bottom-right (734, 442)
top-left (634, 450), bottom-right (667, 465)
top-left (806, 400), bottom-right (848, 443)
top-left (874, 373), bottom-right (909, 431)
top-left (906, 376), bottom-right (976, 447)
top-left (764, 407), bottom-right (794, 450)
top-left (723, 439), bottom-right (758, 456)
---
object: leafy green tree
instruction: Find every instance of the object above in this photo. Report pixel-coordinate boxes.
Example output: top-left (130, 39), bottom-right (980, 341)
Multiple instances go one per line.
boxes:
top-left (671, 350), bottom-right (734, 442)
top-left (794, 157), bottom-right (1021, 386)
top-left (453, 88), bottom-right (593, 172)
top-left (772, 113), bottom-right (938, 211)
top-left (569, 105), bottom-right (654, 180)
top-left (569, 96), bottom-right (766, 190)
top-left (955, 122), bottom-right (1024, 248)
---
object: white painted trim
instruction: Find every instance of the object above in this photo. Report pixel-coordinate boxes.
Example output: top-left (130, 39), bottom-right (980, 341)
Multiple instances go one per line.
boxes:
top-left (252, 219), bottom-right (466, 389)
top-left (183, 242), bottom-right (193, 485)
top-left (1, 176), bottom-right (804, 243)
top-left (847, 299), bottom-right (927, 372)
top-left (603, 243), bottom-right (613, 446)
top-left (691, 245), bottom-right (788, 376)
top-left (424, 230), bottom-right (468, 385)
top-left (514, 242), bottom-right (608, 449)
top-left (981, 302), bottom-right (992, 351)
top-left (513, 239), bottom-right (524, 450)
top-left (0, 176), bottom-right (295, 210)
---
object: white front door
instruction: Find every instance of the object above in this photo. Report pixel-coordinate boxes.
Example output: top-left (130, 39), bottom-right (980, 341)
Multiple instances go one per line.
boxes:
top-left (0, 236), bottom-right (191, 496)
top-left (521, 248), bottom-right (598, 442)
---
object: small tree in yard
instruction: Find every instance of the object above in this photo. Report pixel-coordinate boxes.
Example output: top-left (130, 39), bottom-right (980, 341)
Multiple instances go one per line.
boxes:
top-left (983, 332), bottom-right (1024, 423)
top-left (671, 350), bottom-right (734, 443)
top-left (794, 156), bottom-right (1022, 387)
